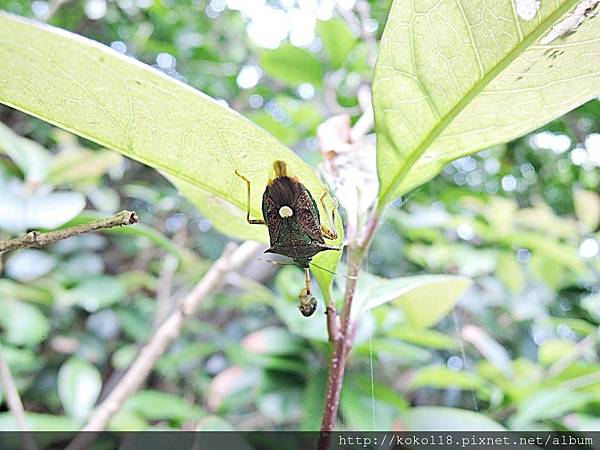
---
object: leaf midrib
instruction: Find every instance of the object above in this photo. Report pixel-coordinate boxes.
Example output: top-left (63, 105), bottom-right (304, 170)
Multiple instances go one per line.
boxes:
top-left (377, 0), bottom-right (579, 209)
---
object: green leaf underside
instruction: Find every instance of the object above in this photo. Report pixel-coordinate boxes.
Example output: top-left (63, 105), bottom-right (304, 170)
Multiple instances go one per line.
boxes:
top-left (259, 44), bottom-right (324, 87)
top-left (317, 18), bottom-right (357, 69)
top-left (374, 0), bottom-right (600, 206)
top-left (399, 406), bottom-right (505, 431)
top-left (0, 13), bottom-right (341, 285)
top-left (353, 273), bottom-right (472, 328)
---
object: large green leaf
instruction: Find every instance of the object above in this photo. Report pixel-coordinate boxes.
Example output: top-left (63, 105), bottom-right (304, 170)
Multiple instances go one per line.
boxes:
top-left (374, 0), bottom-right (600, 206)
top-left (353, 273), bottom-right (472, 328)
top-left (0, 13), bottom-right (341, 286)
top-left (57, 357), bottom-right (102, 422)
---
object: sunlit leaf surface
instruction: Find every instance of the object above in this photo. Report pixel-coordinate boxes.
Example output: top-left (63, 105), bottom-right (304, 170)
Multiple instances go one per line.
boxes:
top-left (0, 12), bottom-right (341, 286)
top-left (374, 0), bottom-right (600, 206)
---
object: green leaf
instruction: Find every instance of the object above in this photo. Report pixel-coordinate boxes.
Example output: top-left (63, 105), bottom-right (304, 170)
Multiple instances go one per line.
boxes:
top-left (0, 13), bottom-right (341, 290)
top-left (511, 388), bottom-right (592, 429)
top-left (5, 249), bottom-right (57, 282)
top-left (0, 298), bottom-right (49, 346)
top-left (354, 273), bottom-right (472, 328)
top-left (538, 339), bottom-right (576, 366)
top-left (0, 345), bottom-right (39, 375)
top-left (0, 412), bottom-right (78, 431)
top-left (409, 364), bottom-right (489, 395)
top-left (496, 251), bottom-right (525, 294)
top-left (194, 417), bottom-right (254, 450)
top-left (462, 325), bottom-right (513, 378)
top-left (196, 415), bottom-right (236, 431)
top-left (173, 176), bottom-right (269, 243)
top-left (273, 267), bottom-right (329, 342)
top-left (574, 188), bottom-right (600, 233)
top-left (71, 275), bottom-right (126, 312)
top-left (316, 18), bottom-right (357, 69)
top-left (302, 370), bottom-right (327, 431)
top-left (390, 327), bottom-right (458, 350)
top-left (0, 279), bottom-right (54, 305)
top-left (341, 384), bottom-right (397, 431)
top-left (260, 44), bottom-right (323, 87)
top-left (0, 121), bottom-right (50, 181)
top-left (546, 317), bottom-right (595, 337)
top-left (108, 410), bottom-right (148, 431)
top-left (356, 338), bottom-right (432, 364)
top-left (246, 111), bottom-right (299, 146)
top-left (374, 0), bottom-right (600, 206)
top-left (581, 293), bottom-right (600, 322)
top-left (398, 406), bottom-right (505, 431)
top-left (57, 357), bottom-right (102, 422)
top-left (47, 147), bottom-right (123, 186)
top-left (124, 390), bottom-right (205, 422)
top-left (0, 188), bottom-right (86, 233)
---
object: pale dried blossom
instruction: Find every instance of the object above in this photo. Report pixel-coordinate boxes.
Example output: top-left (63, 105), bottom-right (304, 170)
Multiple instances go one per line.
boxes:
top-left (317, 114), bottom-right (378, 240)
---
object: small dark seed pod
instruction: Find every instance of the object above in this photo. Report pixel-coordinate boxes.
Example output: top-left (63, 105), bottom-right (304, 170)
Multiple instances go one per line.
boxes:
top-left (298, 288), bottom-right (317, 317)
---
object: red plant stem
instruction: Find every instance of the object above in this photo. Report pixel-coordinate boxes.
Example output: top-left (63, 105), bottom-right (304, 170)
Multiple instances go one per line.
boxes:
top-left (318, 213), bottom-right (380, 450)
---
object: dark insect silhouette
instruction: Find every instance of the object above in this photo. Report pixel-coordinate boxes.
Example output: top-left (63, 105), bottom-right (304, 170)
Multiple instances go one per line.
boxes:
top-left (235, 160), bottom-right (340, 316)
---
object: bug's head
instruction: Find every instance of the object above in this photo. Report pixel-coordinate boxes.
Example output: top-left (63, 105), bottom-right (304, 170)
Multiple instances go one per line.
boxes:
top-left (271, 160), bottom-right (288, 178)
top-left (292, 256), bottom-right (311, 268)
top-left (266, 160), bottom-right (303, 213)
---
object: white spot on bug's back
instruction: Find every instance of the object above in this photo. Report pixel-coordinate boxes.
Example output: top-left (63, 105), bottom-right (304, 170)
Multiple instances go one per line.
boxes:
top-left (279, 206), bottom-right (293, 218)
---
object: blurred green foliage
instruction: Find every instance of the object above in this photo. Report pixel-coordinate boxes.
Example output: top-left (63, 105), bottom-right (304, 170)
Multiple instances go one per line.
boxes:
top-left (0, 0), bottom-right (599, 434)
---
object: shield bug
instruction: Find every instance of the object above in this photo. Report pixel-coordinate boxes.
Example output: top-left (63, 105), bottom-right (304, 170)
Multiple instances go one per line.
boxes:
top-left (235, 160), bottom-right (340, 317)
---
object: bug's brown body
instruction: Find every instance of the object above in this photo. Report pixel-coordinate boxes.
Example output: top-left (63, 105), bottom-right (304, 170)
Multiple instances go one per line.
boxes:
top-left (261, 161), bottom-right (337, 268)
top-left (235, 161), bottom-right (339, 317)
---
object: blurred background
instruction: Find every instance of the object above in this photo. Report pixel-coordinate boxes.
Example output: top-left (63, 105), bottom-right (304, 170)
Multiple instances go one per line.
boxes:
top-left (0, 0), bottom-right (599, 432)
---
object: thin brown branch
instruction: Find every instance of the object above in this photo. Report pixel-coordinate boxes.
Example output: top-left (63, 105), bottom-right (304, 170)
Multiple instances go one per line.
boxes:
top-left (318, 212), bottom-right (379, 450)
top-left (0, 210), bottom-right (138, 254)
top-left (325, 299), bottom-right (340, 345)
top-left (65, 241), bottom-right (262, 450)
top-left (0, 344), bottom-right (39, 450)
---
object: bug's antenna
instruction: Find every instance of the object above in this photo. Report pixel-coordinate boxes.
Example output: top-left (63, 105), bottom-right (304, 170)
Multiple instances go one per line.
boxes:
top-left (309, 262), bottom-right (358, 280)
top-left (257, 257), bottom-right (296, 266)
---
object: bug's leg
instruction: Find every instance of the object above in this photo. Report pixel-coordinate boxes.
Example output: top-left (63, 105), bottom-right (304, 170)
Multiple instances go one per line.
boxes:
top-left (235, 170), bottom-right (266, 225)
top-left (304, 268), bottom-right (312, 295)
top-left (320, 191), bottom-right (338, 240)
top-left (298, 268), bottom-right (317, 317)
